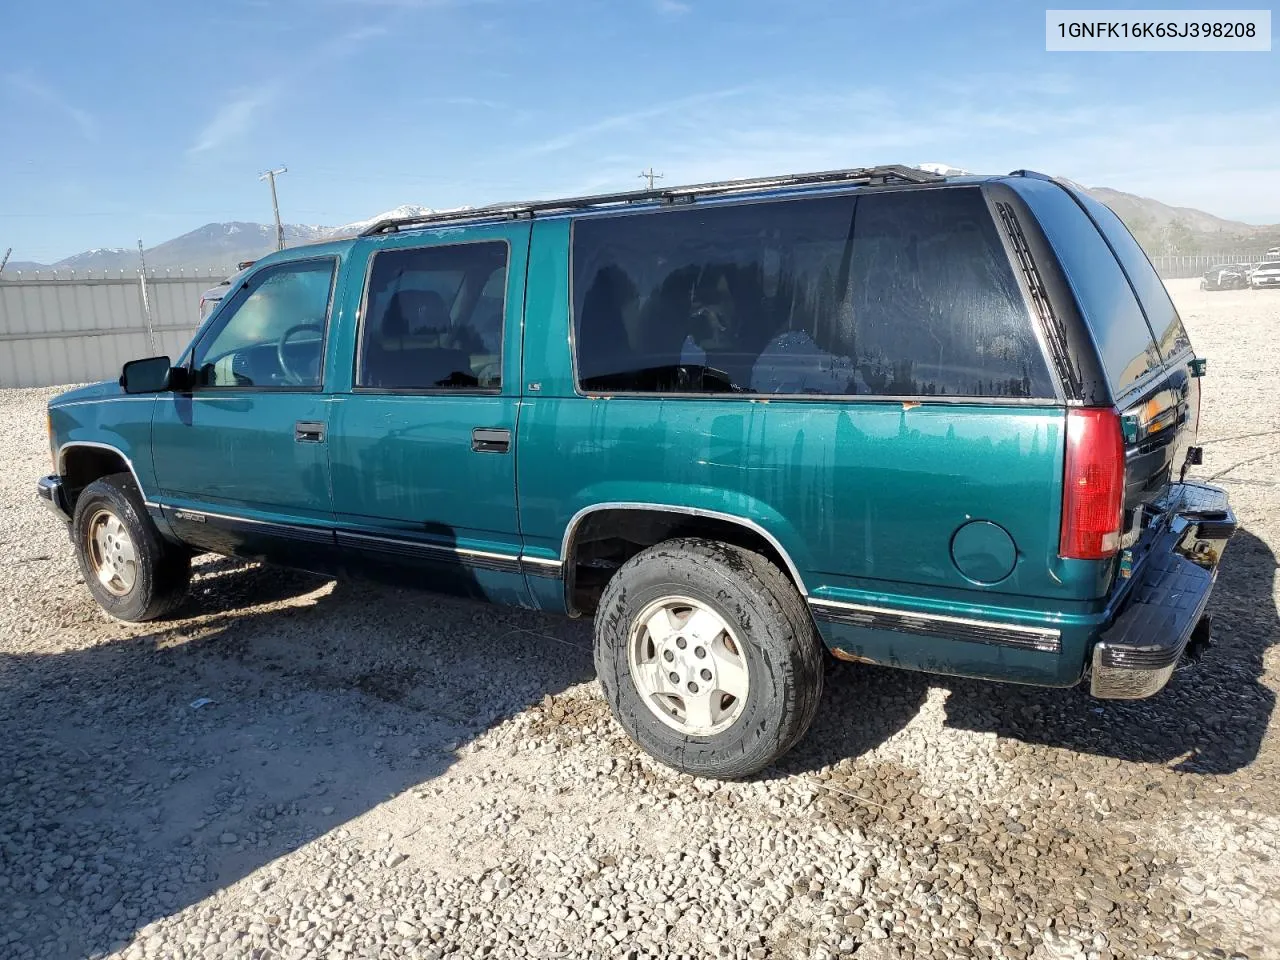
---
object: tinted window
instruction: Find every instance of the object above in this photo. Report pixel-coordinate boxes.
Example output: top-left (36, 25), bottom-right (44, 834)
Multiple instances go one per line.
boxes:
top-left (358, 242), bottom-right (507, 390)
top-left (1072, 189), bottom-right (1191, 360)
top-left (571, 188), bottom-right (1052, 398)
top-left (1010, 179), bottom-right (1161, 395)
top-left (191, 259), bottom-right (335, 388)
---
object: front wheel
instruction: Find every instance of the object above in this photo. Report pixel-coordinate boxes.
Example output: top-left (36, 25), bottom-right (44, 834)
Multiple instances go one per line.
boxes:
top-left (594, 538), bottom-right (823, 779)
top-left (72, 473), bottom-right (191, 621)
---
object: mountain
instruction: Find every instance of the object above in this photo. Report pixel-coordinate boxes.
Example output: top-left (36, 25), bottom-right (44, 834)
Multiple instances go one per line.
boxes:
top-left (916, 162), bottom-right (970, 177)
top-left (2, 260), bottom-right (45, 273)
top-left (917, 164), bottom-right (1278, 254)
top-left (326, 204), bottom-right (435, 237)
top-left (5, 205), bottom-right (434, 276)
top-left (1072, 185), bottom-right (1280, 253)
top-left (10, 173), bottom-right (1280, 274)
top-left (141, 222), bottom-right (332, 271)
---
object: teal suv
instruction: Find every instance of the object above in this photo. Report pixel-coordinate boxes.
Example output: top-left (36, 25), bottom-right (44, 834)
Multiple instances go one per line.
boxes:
top-left (38, 165), bottom-right (1236, 778)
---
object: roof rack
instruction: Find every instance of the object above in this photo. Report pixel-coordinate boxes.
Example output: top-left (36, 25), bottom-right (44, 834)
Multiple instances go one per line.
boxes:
top-left (360, 164), bottom-right (944, 236)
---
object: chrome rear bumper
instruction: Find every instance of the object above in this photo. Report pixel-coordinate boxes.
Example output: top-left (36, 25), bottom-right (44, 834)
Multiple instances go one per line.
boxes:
top-left (1091, 483), bottom-right (1236, 699)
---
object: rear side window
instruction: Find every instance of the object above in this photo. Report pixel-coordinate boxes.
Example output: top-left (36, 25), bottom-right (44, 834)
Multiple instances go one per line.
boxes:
top-left (1010, 178), bottom-right (1162, 395)
top-left (571, 187), bottom-right (1053, 398)
top-left (358, 242), bottom-right (507, 391)
top-left (1071, 189), bottom-right (1191, 360)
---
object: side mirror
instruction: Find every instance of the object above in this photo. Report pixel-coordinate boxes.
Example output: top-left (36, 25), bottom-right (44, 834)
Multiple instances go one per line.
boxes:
top-left (120, 356), bottom-right (174, 394)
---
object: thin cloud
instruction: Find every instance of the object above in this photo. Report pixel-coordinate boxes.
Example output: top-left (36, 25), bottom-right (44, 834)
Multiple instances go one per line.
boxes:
top-left (655, 0), bottom-right (691, 14)
top-left (522, 86), bottom-right (755, 157)
top-left (188, 87), bottom-right (279, 155)
top-left (3, 73), bottom-right (97, 141)
top-left (524, 78), bottom-right (1280, 223)
top-left (430, 96), bottom-right (507, 109)
top-left (187, 24), bottom-right (386, 156)
top-left (328, 0), bottom-right (490, 6)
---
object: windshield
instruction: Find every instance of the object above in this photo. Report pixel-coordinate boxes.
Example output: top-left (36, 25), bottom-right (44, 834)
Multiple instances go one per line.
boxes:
top-left (1259, 261), bottom-right (1280, 271)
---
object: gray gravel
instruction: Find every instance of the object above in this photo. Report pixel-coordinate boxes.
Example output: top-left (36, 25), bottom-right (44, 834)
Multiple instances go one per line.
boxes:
top-left (1, 279), bottom-right (1278, 960)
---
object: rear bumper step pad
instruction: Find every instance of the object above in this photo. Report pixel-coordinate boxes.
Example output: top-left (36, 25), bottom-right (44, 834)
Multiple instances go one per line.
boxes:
top-left (1091, 482), bottom-right (1236, 699)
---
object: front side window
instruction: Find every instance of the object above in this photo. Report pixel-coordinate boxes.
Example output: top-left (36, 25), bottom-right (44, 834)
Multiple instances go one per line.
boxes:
top-left (191, 259), bottom-right (335, 388)
top-left (357, 242), bottom-right (507, 390)
top-left (571, 187), bottom-right (1053, 398)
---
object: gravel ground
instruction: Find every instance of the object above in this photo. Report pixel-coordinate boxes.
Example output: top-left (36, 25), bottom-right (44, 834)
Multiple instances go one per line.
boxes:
top-left (1, 278), bottom-right (1278, 960)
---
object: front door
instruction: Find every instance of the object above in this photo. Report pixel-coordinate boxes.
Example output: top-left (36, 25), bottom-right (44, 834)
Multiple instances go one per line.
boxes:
top-left (151, 256), bottom-right (340, 569)
top-left (328, 225), bottom-right (530, 606)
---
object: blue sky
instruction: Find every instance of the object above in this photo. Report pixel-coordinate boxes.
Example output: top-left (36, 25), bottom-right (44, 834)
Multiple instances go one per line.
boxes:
top-left (2, 0), bottom-right (1277, 263)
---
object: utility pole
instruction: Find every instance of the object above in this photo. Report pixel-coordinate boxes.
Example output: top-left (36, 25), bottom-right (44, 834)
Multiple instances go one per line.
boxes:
top-left (0, 248), bottom-right (10, 277)
top-left (259, 166), bottom-right (288, 251)
top-left (639, 167), bottom-right (664, 190)
top-left (137, 240), bottom-right (157, 353)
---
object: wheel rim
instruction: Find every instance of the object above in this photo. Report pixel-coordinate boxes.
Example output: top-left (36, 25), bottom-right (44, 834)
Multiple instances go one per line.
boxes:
top-left (627, 596), bottom-right (750, 737)
top-left (86, 508), bottom-right (138, 597)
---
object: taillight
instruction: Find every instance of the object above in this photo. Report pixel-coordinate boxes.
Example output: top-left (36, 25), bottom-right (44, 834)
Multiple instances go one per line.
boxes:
top-left (1059, 408), bottom-right (1126, 560)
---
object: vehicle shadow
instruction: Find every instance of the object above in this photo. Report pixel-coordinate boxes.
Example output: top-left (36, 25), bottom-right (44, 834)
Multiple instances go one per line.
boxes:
top-left (941, 523), bottom-right (1277, 774)
top-left (769, 524), bottom-right (1276, 779)
top-left (0, 555), bottom-right (594, 958)
top-left (772, 658), bottom-right (933, 778)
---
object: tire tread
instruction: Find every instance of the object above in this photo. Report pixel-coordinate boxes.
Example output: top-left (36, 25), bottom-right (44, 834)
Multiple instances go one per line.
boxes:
top-left (594, 537), bottom-right (823, 779)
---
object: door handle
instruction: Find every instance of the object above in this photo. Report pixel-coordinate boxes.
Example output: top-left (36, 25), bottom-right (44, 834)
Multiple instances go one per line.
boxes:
top-left (471, 427), bottom-right (511, 454)
top-left (295, 420), bottom-right (326, 443)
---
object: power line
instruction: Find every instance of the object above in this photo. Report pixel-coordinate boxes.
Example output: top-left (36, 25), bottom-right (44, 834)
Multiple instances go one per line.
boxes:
top-left (639, 167), bottom-right (664, 190)
top-left (259, 166), bottom-right (288, 250)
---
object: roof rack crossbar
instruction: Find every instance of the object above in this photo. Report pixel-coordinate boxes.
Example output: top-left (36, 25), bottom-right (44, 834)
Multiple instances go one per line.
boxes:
top-left (360, 164), bottom-right (944, 236)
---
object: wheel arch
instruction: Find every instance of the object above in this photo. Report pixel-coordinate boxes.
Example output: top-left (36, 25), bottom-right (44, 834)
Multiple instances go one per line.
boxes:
top-left (560, 502), bottom-right (809, 617)
top-left (58, 442), bottom-right (150, 509)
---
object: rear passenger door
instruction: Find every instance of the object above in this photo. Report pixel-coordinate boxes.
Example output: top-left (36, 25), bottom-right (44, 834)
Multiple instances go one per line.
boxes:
top-left (328, 224), bottom-right (532, 606)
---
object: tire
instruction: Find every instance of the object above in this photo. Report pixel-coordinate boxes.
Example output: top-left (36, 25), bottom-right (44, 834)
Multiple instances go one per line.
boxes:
top-left (594, 538), bottom-right (823, 779)
top-left (72, 472), bottom-right (191, 622)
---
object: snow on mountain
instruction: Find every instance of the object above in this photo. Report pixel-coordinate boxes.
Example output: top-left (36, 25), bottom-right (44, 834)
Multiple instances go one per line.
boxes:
top-left (916, 162), bottom-right (972, 176)
top-left (323, 204), bottom-right (435, 238)
top-left (20, 176), bottom-right (1272, 274)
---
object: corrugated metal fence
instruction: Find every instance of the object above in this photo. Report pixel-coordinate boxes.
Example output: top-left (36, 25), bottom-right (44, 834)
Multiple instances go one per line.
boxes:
top-left (0, 269), bottom-right (229, 388)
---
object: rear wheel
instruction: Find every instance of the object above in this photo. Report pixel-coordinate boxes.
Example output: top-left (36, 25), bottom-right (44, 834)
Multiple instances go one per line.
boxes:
top-left (594, 538), bottom-right (823, 779)
top-left (72, 473), bottom-right (191, 621)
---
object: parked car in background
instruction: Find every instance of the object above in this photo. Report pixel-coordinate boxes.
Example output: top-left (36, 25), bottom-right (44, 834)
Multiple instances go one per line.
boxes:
top-left (38, 165), bottom-right (1235, 779)
top-left (1199, 264), bottom-right (1251, 290)
top-left (1251, 260), bottom-right (1280, 289)
top-left (197, 261), bottom-right (256, 320)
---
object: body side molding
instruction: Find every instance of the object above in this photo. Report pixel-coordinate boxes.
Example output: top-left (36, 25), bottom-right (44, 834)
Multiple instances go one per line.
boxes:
top-left (808, 596), bottom-right (1062, 653)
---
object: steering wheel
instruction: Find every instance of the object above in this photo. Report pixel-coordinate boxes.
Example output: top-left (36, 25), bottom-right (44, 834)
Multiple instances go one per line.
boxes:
top-left (277, 323), bottom-right (323, 385)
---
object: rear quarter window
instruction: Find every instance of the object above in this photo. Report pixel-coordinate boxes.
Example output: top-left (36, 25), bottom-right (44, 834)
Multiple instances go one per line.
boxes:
top-left (570, 186), bottom-right (1054, 399)
top-left (1009, 178), bottom-right (1162, 396)
top-left (1070, 189), bottom-right (1191, 360)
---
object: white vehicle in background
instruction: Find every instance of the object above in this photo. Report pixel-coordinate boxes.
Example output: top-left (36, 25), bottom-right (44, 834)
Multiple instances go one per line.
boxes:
top-left (1251, 259), bottom-right (1280, 289)
top-left (198, 261), bottom-right (256, 320)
